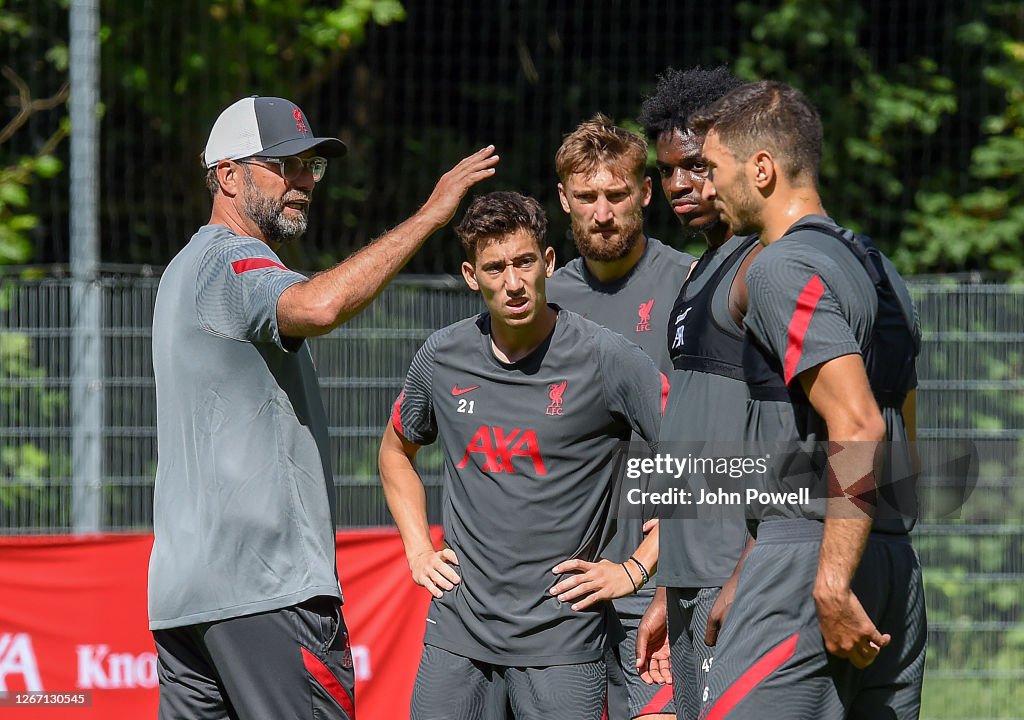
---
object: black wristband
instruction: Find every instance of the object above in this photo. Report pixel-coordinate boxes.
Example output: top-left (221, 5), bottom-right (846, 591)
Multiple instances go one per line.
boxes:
top-left (629, 555), bottom-right (650, 587)
top-left (621, 562), bottom-right (638, 594)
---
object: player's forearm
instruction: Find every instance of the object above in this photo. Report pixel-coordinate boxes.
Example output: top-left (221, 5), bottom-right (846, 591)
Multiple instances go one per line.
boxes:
top-left (629, 523), bottom-right (659, 577)
top-left (277, 212), bottom-right (443, 337)
top-left (379, 432), bottom-right (436, 563)
top-left (816, 517), bottom-right (871, 598)
top-left (731, 533), bottom-right (755, 579)
top-left (817, 417), bottom-right (884, 593)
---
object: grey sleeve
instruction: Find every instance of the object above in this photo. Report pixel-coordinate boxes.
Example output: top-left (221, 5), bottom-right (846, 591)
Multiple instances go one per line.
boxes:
top-left (596, 332), bottom-right (663, 447)
top-left (745, 249), bottom-right (861, 385)
top-left (195, 238), bottom-right (306, 349)
top-left (391, 332), bottom-right (442, 446)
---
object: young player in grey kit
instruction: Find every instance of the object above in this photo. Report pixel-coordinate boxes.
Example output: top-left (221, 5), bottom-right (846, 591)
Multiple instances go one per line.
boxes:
top-left (544, 114), bottom-right (693, 720)
top-left (629, 66), bottom-right (761, 720)
top-left (691, 81), bottom-right (924, 720)
top-left (379, 191), bottom-right (665, 720)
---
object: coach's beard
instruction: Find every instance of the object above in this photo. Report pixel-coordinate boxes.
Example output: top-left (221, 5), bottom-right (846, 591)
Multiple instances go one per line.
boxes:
top-left (241, 189), bottom-right (309, 247)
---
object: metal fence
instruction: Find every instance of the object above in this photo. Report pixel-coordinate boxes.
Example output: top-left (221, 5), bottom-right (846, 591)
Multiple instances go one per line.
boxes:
top-left (1, 276), bottom-right (1022, 718)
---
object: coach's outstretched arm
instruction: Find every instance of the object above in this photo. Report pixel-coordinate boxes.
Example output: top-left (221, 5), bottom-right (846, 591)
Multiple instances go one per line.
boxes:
top-left (379, 422), bottom-right (461, 599)
top-left (278, 146), bottom-right (499, 337)
top-left (800, 354), bottom-right (890, 670)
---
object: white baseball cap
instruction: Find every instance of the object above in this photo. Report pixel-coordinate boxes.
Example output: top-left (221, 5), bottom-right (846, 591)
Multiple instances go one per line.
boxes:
top-left (203, 96), bottom-right (347, 168)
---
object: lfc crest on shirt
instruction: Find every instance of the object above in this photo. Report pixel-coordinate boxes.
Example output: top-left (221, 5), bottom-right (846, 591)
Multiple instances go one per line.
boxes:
top-left (546, 380), bottom-right (567, 416)
top-left (636, 298), bottom-right (655, 332)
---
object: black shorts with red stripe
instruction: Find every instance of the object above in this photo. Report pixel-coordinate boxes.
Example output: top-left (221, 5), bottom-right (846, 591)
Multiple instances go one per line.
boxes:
top-left (699, 520), bottom-right (925, 720)
top-left (154, 596), bottom-right (356, 720)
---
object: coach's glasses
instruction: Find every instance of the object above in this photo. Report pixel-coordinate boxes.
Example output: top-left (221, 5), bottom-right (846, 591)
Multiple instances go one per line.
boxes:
top-left (240, 156), bottom-right (328, 183)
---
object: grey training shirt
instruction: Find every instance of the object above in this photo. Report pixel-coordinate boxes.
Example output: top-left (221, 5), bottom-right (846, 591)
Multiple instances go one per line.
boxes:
top-left (658, 233), bottom-right (759, 588)
top-left (391, 308), bottom-right (662, 665)
top-left (744, 215), bottom-right (921, 529)
top-left (149, 224), bottom-right (342, 630)
top-left (547, 237), bottom-right (693, 613)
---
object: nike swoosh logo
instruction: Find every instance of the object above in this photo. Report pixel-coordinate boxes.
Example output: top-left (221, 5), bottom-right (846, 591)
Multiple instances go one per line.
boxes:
top-left (451, 385), bottom-right (480, 396)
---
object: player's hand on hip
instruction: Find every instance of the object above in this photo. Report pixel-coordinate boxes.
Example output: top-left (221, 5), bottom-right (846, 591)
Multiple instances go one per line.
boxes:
top-left (549, 558), bottom-right (635, 610)
top-left (418, 146), bottom-right (499, 229)
top-left (409, 547), bottom-right (461, 599)
top-left (636, 587), bottom-right (673, 685)
top-left (813, 585), bottom-right (891, 668)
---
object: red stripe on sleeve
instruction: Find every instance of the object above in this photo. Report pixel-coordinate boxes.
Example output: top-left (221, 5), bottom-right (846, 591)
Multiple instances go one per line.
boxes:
top-left (783, 275), bottom-right (826, 385)
top-left (701, 633), bottom-right (798, 720)
top-left (231, 258), bottom-right (288, 274)
top-left (300, 646), bottom-right (356, 718)
top-left (390, 391), bottom-right (406, 436)
top-left (640, 683), bottom-right (675, 714)
top-left (659, 372), bottom-right (670, 415)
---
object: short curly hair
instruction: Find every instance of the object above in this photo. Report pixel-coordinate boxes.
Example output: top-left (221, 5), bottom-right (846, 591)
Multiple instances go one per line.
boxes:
top-left (455, 191), bottom-right (548, 263)
top-left (638, 66), bottom-right (746, 142)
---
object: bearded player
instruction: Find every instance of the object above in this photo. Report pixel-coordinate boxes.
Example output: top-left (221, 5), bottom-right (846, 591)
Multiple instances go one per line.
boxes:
top-left (544, 113), bottom-right (695, 720)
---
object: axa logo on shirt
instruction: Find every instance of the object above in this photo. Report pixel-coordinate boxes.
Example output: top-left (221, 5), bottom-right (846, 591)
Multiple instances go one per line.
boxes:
top-left (636, 298), bottom-right (655, 332)
top-left (457, 426), bottom-right (547, 475)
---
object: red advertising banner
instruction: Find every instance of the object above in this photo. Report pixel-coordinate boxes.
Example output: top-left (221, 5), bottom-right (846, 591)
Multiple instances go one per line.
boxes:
top-left (0, 528), bottom-right (442, 720)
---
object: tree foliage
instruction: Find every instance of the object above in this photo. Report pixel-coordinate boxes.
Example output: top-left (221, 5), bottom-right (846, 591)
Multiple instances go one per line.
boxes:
top-left (103, 0), bottom-right (405, 141)
top-left (732, 0), bottom-right (959, 261)
top-left (0, 1), bottom-right (68, 266)
top-left (898, 2), bottom-right (1024, 275)
top-left (4, 1), bottom-right (1021, 275)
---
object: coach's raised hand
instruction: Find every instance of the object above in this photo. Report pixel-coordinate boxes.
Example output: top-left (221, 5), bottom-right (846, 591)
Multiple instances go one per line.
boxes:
top-left (277, 145), bottom-right (499, 337)
top-left (417, 145), bottom-right (500, 229)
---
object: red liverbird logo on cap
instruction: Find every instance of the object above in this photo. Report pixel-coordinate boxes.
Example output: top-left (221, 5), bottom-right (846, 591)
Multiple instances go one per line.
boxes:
top-left (636, 298), bottom-right (655, 332)
top-left (293, 108), bottom-right (308, 134)
top-left (546, 380), bottom-right (567, 416)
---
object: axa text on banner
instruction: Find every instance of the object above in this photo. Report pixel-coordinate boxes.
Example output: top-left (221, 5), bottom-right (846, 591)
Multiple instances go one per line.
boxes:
top-left (0, 528), bottom-right (443, 720)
